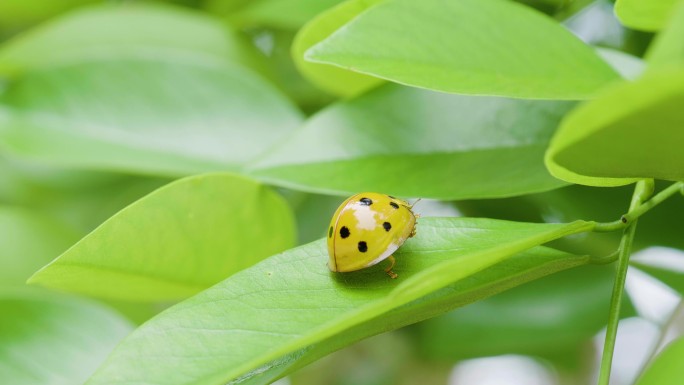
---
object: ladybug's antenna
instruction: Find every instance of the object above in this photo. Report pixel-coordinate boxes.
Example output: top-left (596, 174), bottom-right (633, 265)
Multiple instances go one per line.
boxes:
top-left (410, 198), bottom-right (422, 209)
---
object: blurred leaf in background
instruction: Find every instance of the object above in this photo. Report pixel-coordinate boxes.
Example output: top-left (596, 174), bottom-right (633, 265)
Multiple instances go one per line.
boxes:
top-left (0, 292), bottom-right (133, 385)
top-left (0, 0), bottom-right (682, 384)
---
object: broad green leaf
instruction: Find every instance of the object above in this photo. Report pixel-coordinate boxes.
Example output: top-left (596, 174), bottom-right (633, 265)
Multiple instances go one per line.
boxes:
top-left (86, 217), bottom-right (593, 385)
top-left (0, 60), bottom-right (302, 176)
top-left (292, 0), bottom-right (385, 97)
top-left (635, 337), bottom-right (684, 385)
top-left (0, 292), bottom-right (133, 385)
top-left (0, 3), bottom-right (267, 78)
top-left (0, 207), bottom-right (79, 288)
top-left (0, 155), bottom-right (168, 233)
top-left (0, 0), bottom-right (96, 34)
top-left (545, 68), bottom-right (684, 185)
top-left (615, 0), bottom-right (681, 31)
top-left (646, 1), bottom-right (684, 70)
top-left (250, 84), bottom-right (573, 199)
top-left (284, 192), bottom-right (346, 244)
top-left (306, 0), bottom-right (620, 99)
top-left (256, 30), bottom-right (336, 113)
top-left (288, 331), bottom-right (452, 385)
top-left (216, 0), bottom-right (344, 29)
top-left (414, 265), bottom-right (631, 359)
top-left (28, 173), bottom-right (296, 302)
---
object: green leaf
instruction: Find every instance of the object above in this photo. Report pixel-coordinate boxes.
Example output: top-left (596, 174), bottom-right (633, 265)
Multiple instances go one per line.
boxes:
top-left (292, 0), bottom-right (385, 97)
top-left (305, 0), bottom-right (621, 99)
top-left (284, 192), bottom-right (346, 244)
top-left (615, 0), bottom-right (681, 32)
top-left (85, 217), bottom-right (593, 385)
top-left (0, 292), bottom-right (133, 385)
top-left (414, 265), bottom-right (630, 359)
top-left (645, 0), bottom-right (684, 70)
top-left (0, 3), bottom-right (267, 78)
top-left (0, 60), bottom-right (302, 176)
top-left (545, 68), bottom-right (684, 185)
top-left (250, 84), bottom-right (573, 199)
top-left (0, 0), bottom-right (97, 34)
top-left (256, 30), bottom-right (336, 113)
top-left (218, 0), bottom-right (345, 29)
top-left (0, 207), bottom-right (79, 288)
top-left (635, 337), bottom-right (684, 385)
top-left (28, 173), bottom-right (296, 302)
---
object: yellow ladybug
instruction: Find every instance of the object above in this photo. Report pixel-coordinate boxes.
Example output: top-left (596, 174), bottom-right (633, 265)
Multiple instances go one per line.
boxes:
top-left (327, 192), bottom-right (418, 279)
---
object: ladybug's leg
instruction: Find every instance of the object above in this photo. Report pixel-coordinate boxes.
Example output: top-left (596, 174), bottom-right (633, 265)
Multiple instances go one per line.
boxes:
top-left (385, 255), bottom-right (398, 279)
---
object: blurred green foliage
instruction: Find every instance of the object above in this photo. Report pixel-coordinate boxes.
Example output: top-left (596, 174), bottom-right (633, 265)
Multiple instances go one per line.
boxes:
top-left (0, 0), bottom-right (682, 384)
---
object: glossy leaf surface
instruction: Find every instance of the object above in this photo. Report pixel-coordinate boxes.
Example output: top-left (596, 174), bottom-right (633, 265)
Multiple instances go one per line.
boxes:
top-left (306, 0), bottom-right (620, 99)
top-left (251, 84), bottom-right (572, 199)
top-left (29, 174), bottom-right (296, 302)
top-left (86, 217), bottom-right (592, 385)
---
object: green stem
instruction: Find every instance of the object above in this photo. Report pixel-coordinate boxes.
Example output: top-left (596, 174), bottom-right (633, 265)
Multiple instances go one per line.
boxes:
top-left (597, 221), bottom-right (637, 385)
top-left (597, 180), bottom-right (653, 385)
top-left (589, 250), bottom-right (619, 265)
top-left (593, 181), bottom-right (682, 232)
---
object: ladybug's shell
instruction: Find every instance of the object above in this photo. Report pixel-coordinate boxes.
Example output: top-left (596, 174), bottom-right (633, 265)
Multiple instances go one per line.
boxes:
top-left (327, 192), bottom-right (416, 272)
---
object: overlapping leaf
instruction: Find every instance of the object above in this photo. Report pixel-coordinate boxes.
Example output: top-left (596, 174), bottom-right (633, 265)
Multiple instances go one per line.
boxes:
top-left (415, 265), bottom-right (632, 359)
top-left (615, 0), bottom-right (681, 31)
top-left (0, 60), bottom-right (302, 175)
top-left (645, 0), bottom-right (684, 70)
top-left (545, 68), bottom-right (684, 185)
top-left (0, 3), bottom-right (266, 76)
top-left (214, 0), bottom-right (344, 30)
top-left (29, 174), bottom-right (296, 302)
top-left (306, 0), bottom-right (620, 99)
top-left (635, 337), bottom-right (684, 385)
top-left (0, 207), bottom-right (78, 288)
top-left (250, 84), bottom-right (573, 199)
top-left (0, 292), bottom-right (132, 385)
top-left (85, 217), bottom-right (593, 385)
top-left (292, 0), bottom-right (385, 97)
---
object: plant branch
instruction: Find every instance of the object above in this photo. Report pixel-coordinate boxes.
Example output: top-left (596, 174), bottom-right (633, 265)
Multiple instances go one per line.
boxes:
top-left (593, 181), bottom-right (682, 232)
top-left (597, 180), bottom-right (653, 385)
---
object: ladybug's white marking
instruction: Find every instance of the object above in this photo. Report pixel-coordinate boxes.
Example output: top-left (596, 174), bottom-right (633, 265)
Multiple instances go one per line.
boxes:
top-left (363, 242), bottom-right (400, 268)
top-left (352, 205), bottom-right (378, 231)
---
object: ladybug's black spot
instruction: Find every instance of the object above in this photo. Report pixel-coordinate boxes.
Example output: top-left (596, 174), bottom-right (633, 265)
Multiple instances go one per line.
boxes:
top-left (359, 197), bottom-right (373, 206)
top-left (328, 226), bottom-right (333, 238)
top-left (358, 241), bottom-right (368, 253)
top-left (383, 222), bottom-right (392, 231)
top-left (390, 202), bottom-right (399, 209)
top-left (388, 195), bottom-right (396, 199)
top-left (340, 226), bottom-right (350, 238)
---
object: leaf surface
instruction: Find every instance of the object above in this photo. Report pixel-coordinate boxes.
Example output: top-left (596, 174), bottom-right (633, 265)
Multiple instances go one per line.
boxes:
top-left (86, 217), bottom-right (593, 385)
top-left (545, 68), bottom-right (684, 185)
top-left (251, 84), bottom-right (572, 199)
top-left (306, 0), bottom-right (620, 99)
top-left (0, 293), bottom-right (132, 385)
top-left (615, 0), bottom-right (681, 31)
top-left (29, 174), bottom-right (296, 302)
top-left (635, 337), bottom-right (684, 385)
top-left (292, 0), bottom-right (385, 96)
top-left (0, 60), bottom-right (302, 176)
